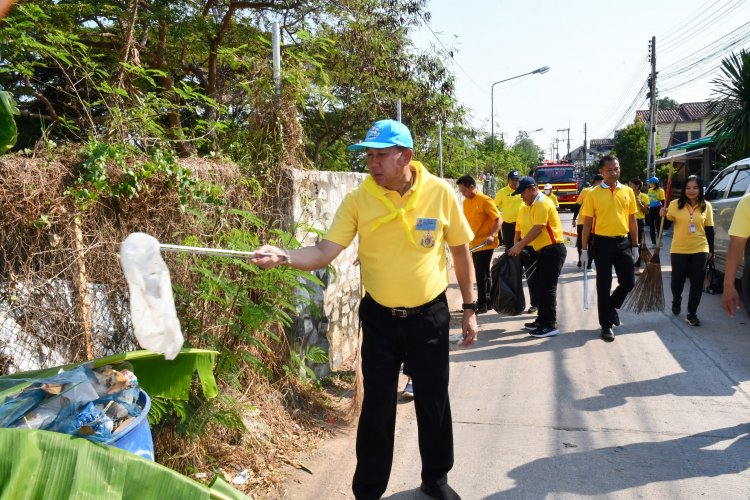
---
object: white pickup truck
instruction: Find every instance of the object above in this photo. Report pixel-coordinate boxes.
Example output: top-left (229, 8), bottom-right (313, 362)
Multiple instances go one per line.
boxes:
top-left (705, 157), bottom-right (750, 313)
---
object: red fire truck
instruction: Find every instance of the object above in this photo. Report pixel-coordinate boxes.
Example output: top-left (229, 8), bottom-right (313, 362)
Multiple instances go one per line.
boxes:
top-left (533, 161), bottom-right (579, 210)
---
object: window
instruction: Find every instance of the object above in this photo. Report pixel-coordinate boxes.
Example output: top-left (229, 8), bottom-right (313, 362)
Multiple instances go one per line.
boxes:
top-left (706, 170), bottom-right (735, 201)
top-left (689, 130), bottom-right (702, 141)
top-left (729, 168), bottom-right (750, 198)
top-left (672, 131), bottom-right (689, 145)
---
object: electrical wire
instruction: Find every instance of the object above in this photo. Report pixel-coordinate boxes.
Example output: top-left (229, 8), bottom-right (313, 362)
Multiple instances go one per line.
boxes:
top-left (659, 0), bottom-right (745, 55)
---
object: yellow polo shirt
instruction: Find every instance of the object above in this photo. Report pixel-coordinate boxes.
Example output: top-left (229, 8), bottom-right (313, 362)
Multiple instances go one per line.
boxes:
top-left (648, 187), bottom-right (665, 207)
top-left (581, 182), bottom-right (637, 237)
top-left (576, 187), bottom-right (591, 206)
top-left (515, 194), bottom-right (564, 251)
top-left (463, 193), bottom-right (500, 251)
top-left (494, 185), bottom-right (524, 223)
top-left (666, 199), bottom-right (714, 254)
top-left (546, 191), bottom-right (559, 208)
top-left (728, 193), bottom-right (750, 238)
top-left (324, 161), bottom-right (473, 308)
top-left (635, 192), bottom-right (649, 220)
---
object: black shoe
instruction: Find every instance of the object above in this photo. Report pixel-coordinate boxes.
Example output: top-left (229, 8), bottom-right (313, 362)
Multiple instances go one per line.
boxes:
top-left (686, 313), bottom-right (700, 326)
top-left (476, 304), bottom-right (489, 314)
top-left (611, 309), bottom-right (621, 327)
top-left (671, 300), bottom-right (681, 316)
top-left (601, 327), bottom-right (615, 342)
top-left (586, 264), bottom-right (593, 270)
top-left (577, 260), bottom-right (582, 268)
top-left (526, 306), bottom-right (538, 314)
top-left (530, 326), bottom-right (560, 338)
top-left (420, 482), bottom-right (461, 500)
top-left (524, 320), bottom-right (541, 330)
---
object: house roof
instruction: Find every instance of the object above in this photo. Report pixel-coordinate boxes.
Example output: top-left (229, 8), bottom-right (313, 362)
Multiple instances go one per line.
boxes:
top-left (635, 101), bottom-right (712, 124)
top-left (590, 138), bottom-right (615, 148)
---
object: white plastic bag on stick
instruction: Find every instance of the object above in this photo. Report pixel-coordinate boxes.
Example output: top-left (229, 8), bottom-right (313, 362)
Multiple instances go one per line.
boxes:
top-left (119, 233), bottom-right (183, 360)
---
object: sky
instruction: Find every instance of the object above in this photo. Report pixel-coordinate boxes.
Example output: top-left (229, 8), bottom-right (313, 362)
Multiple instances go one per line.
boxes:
top-left (411, 0), bottom-right (750, 159)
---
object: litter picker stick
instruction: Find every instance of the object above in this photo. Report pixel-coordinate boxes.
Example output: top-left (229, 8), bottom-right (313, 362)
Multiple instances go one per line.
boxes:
top-left (159, 244), bottom-right (274, 259)
top-left (583, 265), bottom-right (589, 311)
top-left (470, 243), bottom-right (488, 252)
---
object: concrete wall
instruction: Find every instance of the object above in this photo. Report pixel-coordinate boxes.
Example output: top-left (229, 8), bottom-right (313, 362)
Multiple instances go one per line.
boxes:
top-left (285, 168), bottom-right (461, 378)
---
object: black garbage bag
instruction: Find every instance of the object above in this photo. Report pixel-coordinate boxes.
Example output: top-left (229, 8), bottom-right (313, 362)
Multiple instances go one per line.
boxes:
top-left (490, 253), bottom-right (525, 315)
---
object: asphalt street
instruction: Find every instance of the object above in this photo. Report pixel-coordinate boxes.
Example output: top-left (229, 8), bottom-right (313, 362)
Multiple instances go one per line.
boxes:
top-left (285, 212), bottom-right (750, 500)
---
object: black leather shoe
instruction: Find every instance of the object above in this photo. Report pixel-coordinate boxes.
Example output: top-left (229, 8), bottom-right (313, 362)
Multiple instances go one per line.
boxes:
top-left (524, 320), bottom-right (541, 330)
top-left (476, 304), bottom-right (489, 314)
top-left (611, 309), bottom-right (621, 327)
top-left (601, 327), bottom-right (615, 342)
top-left (420, 482), bottom-right (461, 500)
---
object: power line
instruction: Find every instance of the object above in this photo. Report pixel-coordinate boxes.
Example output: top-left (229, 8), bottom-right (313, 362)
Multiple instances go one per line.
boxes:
top-left (659, 0), bottom-right (744, 54)
top-left (418, 14), bottom-right (485, 92)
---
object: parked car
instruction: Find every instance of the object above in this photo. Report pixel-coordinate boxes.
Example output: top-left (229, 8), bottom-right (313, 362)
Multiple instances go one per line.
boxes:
top-left (705, 157), bottom-right (750, 313)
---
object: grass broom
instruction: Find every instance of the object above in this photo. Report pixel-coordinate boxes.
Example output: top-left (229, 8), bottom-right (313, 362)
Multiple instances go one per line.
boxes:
top-left (347, 266), bottom-right (365, 420)
top-left (623, 163), bottom-right (673, 313)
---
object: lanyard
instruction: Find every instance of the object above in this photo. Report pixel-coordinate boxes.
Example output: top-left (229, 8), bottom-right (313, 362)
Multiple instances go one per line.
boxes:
top-left (686, 203), bottom-right (697, 222)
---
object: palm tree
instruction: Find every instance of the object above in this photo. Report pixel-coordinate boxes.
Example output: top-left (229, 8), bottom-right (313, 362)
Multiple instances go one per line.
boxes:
top-left (707, 49), bottom-right (750, 156)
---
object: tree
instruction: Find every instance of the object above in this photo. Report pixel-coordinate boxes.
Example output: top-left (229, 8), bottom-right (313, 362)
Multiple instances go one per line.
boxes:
top-left (657, 96), bottom-right (680, 110)
top-left (511, 132), bottom-right (543, 172)
top-left (612, 122), bottom-right (648, 181)
top-left (707, 49), bottom-right (750, 158)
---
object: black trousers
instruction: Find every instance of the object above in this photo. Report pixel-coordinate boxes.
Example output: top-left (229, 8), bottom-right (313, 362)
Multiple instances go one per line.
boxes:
top-left (647, 207), bottom-right (661, 245)
top-left (592, 236), bottom-right (635, 329)
top-left (537, 243), bottom-right (567, 327)
top-left (523, 248), bottom-right (540, 308)
top-left (353, 294), bottom-right (453, 499)
top-left (472, 248), bottom-right (494, 308)
top-left (671, 253), bottom-right (708, 314)
top-left (501, 221), bottom-right (517, 250)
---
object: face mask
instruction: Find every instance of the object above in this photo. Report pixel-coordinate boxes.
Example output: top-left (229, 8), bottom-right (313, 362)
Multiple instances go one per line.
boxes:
top-left (544, 190), bottom-right (551, 195)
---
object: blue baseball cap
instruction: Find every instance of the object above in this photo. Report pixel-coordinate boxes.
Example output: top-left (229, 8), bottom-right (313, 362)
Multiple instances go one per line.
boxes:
top-left (648, 176), bottom-right (659, 184)
top-left (508, 170), bottom-right (520, 179)
top-left (513, 176), bottom-right (537, 195)
top-left (347, 119), bottom-right (414, 151)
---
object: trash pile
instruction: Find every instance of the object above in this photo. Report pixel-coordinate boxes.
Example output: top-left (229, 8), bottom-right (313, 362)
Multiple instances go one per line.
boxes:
top-left (0, 364), bottom-right (144, 442)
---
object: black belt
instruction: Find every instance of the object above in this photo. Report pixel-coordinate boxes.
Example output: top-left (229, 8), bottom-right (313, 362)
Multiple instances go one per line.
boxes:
top-left (593, 234), bottom-right (627, 240)
top-left (366, 291), bottom-right (447, 318)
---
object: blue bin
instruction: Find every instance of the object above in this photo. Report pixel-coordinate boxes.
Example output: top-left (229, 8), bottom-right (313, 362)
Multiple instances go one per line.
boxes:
top-left (104, 389), bottom-right (154, 461)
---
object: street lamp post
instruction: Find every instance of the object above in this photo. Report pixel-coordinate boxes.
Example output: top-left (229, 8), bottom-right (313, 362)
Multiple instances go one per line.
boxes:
top-left (491, 66), bottom-right (550, 151)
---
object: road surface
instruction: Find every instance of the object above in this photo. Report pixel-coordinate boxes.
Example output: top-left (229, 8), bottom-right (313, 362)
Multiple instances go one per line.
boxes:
top-left (285, 212), bottom-right (750, 499)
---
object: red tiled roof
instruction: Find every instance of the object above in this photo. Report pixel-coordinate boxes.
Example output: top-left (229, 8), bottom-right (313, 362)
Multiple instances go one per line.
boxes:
top-left (635, 101), bottom-right (712, 124)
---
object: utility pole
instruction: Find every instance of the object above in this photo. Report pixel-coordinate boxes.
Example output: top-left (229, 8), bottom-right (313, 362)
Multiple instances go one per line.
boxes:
top-left (556, 128), bottom-right (570, 161)
top-left (438, 121), bottom-right (444, 178)
top-left (396, 98), bottom-right (402, 123)
top-left (272, 22), bottom-right (281, 108)
top-left (646, 36), bottom-right (658, 179)
top-left (583, 123), bottom-right (588, 185)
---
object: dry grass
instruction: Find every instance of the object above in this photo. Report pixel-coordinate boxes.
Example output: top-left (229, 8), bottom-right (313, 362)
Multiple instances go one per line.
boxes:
top-left (623, 250), bottom-right (665, 313)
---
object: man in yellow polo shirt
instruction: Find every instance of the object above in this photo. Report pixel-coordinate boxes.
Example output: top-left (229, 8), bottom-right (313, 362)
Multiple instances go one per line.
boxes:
top-left (252, 119), bottom-right (475, 500)
top-left (723, 192), bottom-right (750, 317)
top-left (581, 156), bottom-right (639, 342)
top-left (457, 174), bottom-right (501, 314)
top-left (495, 170), bottom-right (524, 249)
top-left (509, 177), bottom-right (566, 338)
top-left (572, 174), bottom-right (603, 269)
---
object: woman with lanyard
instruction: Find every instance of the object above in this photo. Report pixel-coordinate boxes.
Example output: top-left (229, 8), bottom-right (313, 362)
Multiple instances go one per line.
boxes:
top-left (647, 176), bottom-right (666, 246)
top-left (660, 175), bottom-right (714, 326)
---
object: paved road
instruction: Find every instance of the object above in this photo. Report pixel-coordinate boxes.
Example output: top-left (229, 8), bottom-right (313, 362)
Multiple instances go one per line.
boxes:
top-left (285, 212), bottom-right (750, 499)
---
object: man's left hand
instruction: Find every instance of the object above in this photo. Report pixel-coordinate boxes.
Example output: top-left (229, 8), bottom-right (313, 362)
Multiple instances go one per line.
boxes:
top-left (461, 310), bottom-right (478, 346)
top-left (484, 235), bottom-right (494, 247)
top-left (508, 243), bottom-right (524, 257)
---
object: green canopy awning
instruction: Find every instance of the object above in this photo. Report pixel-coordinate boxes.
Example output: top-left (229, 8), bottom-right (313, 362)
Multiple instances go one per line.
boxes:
top-left (664, 135), bottom-right (716, 152)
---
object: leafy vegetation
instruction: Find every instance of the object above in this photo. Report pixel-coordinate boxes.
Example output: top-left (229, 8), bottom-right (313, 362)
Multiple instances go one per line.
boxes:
top-left (708, 49), bottom-right (750, 159)
top-left (612, 122), bottom-right (649, 181)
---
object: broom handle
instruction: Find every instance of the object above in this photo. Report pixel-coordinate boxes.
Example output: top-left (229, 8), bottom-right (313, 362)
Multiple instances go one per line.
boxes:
top-left (655, 162), bottom-right (674, 250)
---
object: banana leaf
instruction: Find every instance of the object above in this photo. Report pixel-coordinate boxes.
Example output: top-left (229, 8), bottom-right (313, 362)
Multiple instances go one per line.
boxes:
top-left (0, 428), bottom-right (247, 500)
top-left (0, 90), bottom-right (19, 154)
top-left (0, 349), bottom-right (219, 404)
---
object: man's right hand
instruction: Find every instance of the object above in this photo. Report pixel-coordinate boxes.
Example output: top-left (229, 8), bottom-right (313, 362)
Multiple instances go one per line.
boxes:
top-left (580, 249), bottom-right (589, 268)
top-left (251, 245), bottom-right (289, 269)
top-left (723, 283), bottom-right (742, 317)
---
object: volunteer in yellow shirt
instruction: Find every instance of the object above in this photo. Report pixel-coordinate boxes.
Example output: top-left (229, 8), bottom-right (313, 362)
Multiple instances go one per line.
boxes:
top-left (252, 119), bottom-right (475, 500)
top-left (509, 177), bottom-right (566, 338)
top-left (723, 192), bottom-right (750, 316)
top-left (543, 183), bottom-right (559, 208)
top-left (659, 175), bottom-right (713, 326)
top-left (572, 175), bottom-right (603, 269)
top-left (647, 176), bottom-right (666, 246)
top-left (494, 170), bottom-right (524, 249)
top-left (628, 178), bottom-right (650, 270)
top-left (581, 156), bottom-right (639, 342)
top-left (457, 174), bottom-right (502, 314)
